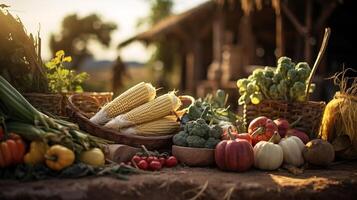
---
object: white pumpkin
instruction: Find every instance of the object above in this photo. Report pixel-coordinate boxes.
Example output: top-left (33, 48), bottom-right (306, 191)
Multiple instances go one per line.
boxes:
top-left (279, 136), bottom-right (305, 166)
top-left (254, 141), bottom-right (283, 170)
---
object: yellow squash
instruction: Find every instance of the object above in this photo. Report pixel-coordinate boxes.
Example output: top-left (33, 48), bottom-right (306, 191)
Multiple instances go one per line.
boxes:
top-left (24, 141), bottom-right (49, 165)
top-left (80, 148), bottom-right (105, 166)
top-left (45, 145), bottom-right (75, 171)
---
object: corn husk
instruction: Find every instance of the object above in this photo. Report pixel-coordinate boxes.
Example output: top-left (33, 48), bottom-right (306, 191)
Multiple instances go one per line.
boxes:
top-left (319, 69), bottom-right (357, 159)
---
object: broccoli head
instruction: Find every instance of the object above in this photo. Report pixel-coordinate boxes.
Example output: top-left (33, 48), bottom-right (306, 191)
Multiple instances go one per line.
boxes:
top-left (263, 66), bottom-right (275, 78)
top-left (276, 57), bottom-right (294, 77)
top-left (187, 104), bottom-right (203, 120)
top-left (173, 131), bottom-right (189, 147)
top-left (205, 137), bottom-right (220, 149)
top-left (186, 119), bottom-right (210, 138)
top-left (209, 125), bottom-right (223, 139)
top-left (289, 81), bottom-right (306, 101)
top-left (272, 72), bottom-right (283, 84)
top-left (287, 68), bottom-right (299, 83)
top-left (277, 56), bottom-right (292, 65)
top-left (277, 80), bottom-right (289, 100)
top-left (237, 78), bottom-right (249, 90)
top-left (187, 135), bottom-right (206, 148)
top-left (269, 84), bottom-right (280, 100)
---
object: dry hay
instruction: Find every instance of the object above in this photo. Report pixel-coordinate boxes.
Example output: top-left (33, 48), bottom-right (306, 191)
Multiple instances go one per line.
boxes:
top-left (0, 8), bottom-right (48, 93)
top-left (319, 68), bottom-right (357, 159)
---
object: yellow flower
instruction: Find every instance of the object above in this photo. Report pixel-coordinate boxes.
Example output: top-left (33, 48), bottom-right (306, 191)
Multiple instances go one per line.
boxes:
top-left (63, 56), bottom-right (72, 62)
top-left (55, 50), bottom-right (65, 58)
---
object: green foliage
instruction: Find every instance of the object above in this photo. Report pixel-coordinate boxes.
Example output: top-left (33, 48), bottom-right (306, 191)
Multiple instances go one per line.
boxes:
top-left (236, 56), bottom-right (315, 103)
top-left (209, 124), bottom-right (223, 139)
top-left (172, 131), bottom-right (188, 147)
top-left (50, 14), bottom-right (117, 69)
top-left (186, 135), bottom-right (206, 148)
top-left (205, 137), bottom-right (220, 149)
top-left (45, 50), bottom-right (89, 93)
top-left (173, 118), bottom-right (224, 149)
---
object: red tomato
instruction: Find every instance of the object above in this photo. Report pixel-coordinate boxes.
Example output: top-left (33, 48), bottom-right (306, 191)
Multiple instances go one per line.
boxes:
top-left (0, 127), bottom-right (3, 140)
top-left (236, 133), bottom-right (252, 145)
top-left (159, 157), bottom-right (166, 166)
top-left (147, 156), bottom-right (154, 163)
top-left (132, 155), bottom-right (142, 163)
top-left (149, 161), bottom-right (162, 171)
top-left (215, 139), bottom-right (254, 172)
top-left (165, 156), bottom-right (178, 167)
top-left (137, 160), bottom-right (149, 170)
top-left (248, 116), bottom-right (278, 146)
top-left (274, 118), bottom-right (290, 137)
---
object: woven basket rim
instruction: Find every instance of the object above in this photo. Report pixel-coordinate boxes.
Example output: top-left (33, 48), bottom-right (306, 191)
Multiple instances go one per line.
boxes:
top-left (67, 93), bottom-right (176, 140)
top-left (245, 99), bottom-right (326, 105)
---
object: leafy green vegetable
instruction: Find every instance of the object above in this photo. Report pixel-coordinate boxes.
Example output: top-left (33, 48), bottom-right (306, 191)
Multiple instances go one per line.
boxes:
top-left (173, 131), bottom-right (189, 146)
top-left (236, 56), bottom-right (315, 103)
top-left (205, 137), bottom-right (220, 149)
top-left (186, 135), bottom-right (206, 148)
top-left (45, 50), bottom-right (89, 93)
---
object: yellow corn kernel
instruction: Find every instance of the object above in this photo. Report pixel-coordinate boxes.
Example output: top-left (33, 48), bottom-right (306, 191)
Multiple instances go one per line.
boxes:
top-left (121, 115), bottom-right (179, 136)
top-left (105, 92), bottom-right (181, 130)
top-left (90, 82), bottom-right (156, 125)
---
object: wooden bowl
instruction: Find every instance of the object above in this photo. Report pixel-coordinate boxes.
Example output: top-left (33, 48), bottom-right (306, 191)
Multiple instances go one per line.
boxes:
top-left (172, 145), bottom-right (215, 167)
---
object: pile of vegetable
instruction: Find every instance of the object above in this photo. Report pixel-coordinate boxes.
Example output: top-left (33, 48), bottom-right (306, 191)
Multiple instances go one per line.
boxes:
top-left (126, 146), bottom-right (178, 171)
top-left (173, 119), bottom-right (222, 149)
top-left (214, 115), bottom-right (335, 172)
top-left (237, 56), bottom-right (314, 105)
top-left (90, 82), bottom-right (181, 136)
top-left (173, 90), bottom-right (241, 150)
top-left (0, 76), bottom-right (137, 179)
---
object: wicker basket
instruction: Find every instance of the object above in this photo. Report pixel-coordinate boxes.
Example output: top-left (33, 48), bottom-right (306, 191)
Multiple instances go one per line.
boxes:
top-left (24, 92), bottom-right (113, 116)
top-left (244, 100), bottom-right (326, 137)
top-left (24, 93), bottom-right (64, 116)
top-left (65, 93), bottom-right (193, 150)
top-left (244, 28), bottom-right (331, 138)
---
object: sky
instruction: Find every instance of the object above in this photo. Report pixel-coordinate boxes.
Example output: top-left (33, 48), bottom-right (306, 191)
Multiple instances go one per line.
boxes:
top-left (2, 0), bottom-right (206, 62)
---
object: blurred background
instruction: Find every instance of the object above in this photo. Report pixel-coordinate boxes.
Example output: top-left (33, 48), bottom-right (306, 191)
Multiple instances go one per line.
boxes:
top-left (1, 0), bottom-right (356, 103)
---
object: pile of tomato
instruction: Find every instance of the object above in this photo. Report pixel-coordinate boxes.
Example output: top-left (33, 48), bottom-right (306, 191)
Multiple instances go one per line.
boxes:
top-left (127, 155), bottom-right (178, 171)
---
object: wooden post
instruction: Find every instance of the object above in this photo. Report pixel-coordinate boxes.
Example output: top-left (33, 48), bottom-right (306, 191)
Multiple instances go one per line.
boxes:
top-left (213, 8), bottom-right (224, 64)
top-left (304, 0), bottom-right (313, 65)
top-left (186, 40), bottom-right (202, 95)
top-left (275, 0), bottom-right (284, 57)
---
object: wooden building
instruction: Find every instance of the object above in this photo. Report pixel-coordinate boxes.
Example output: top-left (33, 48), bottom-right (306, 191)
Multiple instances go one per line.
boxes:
top-left (119, 0), bottom-right (352, 101)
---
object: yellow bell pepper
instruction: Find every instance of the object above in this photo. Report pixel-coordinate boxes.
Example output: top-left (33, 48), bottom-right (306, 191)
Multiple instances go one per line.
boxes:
top-left (24, 141), bottom-right (49, 165)
top-left (80, 148), bottom-right (105, 167)
top-left (45, 145), bottom-right (75, 171)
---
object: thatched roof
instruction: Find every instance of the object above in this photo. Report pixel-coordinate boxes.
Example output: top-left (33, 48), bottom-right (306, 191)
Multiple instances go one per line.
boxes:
top-left (118, 1), bottom-right (214, 48)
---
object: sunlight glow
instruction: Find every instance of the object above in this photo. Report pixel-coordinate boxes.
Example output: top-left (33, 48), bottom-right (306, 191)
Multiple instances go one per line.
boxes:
top-left (2, 0), bottom-right (206, 62)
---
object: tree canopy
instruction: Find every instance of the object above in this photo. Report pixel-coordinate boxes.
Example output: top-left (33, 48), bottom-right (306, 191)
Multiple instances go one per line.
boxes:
top-left (50, 14), bottom-right (117, 69)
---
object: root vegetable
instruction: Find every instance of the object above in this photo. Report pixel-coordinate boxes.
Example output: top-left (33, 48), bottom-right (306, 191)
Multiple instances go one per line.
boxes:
top-left (303, 139), bottom-right (335, 166)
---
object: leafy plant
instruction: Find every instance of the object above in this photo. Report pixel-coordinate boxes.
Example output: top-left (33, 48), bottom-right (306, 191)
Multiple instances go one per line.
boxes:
top-left (45, 50), bottom-right (89, 93)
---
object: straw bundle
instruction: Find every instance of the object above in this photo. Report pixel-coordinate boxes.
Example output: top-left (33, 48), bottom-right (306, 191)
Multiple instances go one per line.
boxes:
top-left (319, 69), bottom-right (357, 159)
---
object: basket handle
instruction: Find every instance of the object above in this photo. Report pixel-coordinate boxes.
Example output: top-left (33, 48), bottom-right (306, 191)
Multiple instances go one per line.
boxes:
top-left (67, 93), bottom-right (101, 118)
top-left (305, 28), bottom-right (331, 101)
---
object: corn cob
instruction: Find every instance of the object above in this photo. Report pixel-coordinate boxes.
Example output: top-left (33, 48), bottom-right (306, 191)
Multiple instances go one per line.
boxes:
top-left (120, 115), bottom-right (180, 136)
top-left (90, 82), bottom-right (156, 125)
top-left (104, 92), bottom-right (181, 130)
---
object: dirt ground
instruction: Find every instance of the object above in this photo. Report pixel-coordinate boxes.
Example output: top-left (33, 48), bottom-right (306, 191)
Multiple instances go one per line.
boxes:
top-left (1, 161), bottom-right (357, 200)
